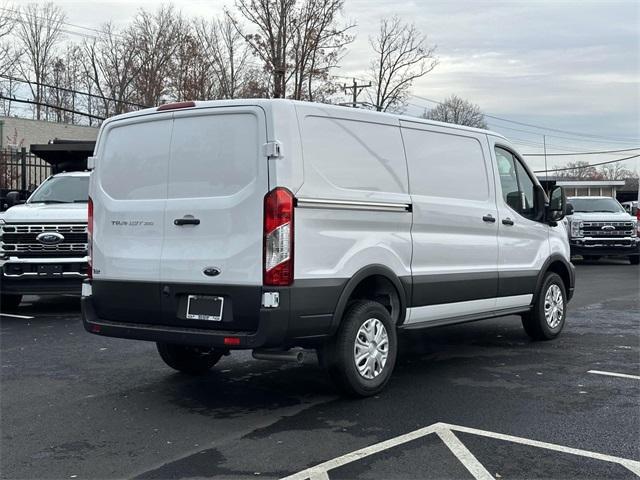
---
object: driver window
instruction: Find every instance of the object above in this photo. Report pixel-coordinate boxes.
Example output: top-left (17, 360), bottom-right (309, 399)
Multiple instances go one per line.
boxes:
top-left (495, 146), bottom-right (537, 220)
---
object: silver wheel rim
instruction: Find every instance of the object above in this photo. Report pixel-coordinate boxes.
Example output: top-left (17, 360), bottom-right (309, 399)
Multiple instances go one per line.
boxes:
top-left (354, 318), bottom-right (389, 380)
top-left (544, 284), bottom-right (564, 329)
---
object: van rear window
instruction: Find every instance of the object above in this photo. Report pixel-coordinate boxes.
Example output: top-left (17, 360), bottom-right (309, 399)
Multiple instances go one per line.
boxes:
top-left (168, 113), bottom-right (259, 199)
top-left (100, 119), bottom-right (172, 200)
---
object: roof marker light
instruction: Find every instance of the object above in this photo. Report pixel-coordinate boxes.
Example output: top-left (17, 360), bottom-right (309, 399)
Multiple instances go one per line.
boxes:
top-left (157, 101), bottom-right (196, 111)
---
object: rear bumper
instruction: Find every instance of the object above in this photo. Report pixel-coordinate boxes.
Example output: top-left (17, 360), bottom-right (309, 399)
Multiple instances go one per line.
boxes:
top-left (82, 293), bottom-right (290, 349)
top-left (81, 279), bottom-right (345, 349)
top-left (570, 238), bottom-right (640, 257)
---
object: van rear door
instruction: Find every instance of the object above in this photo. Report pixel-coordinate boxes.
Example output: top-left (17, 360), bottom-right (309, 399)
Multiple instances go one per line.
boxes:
top-left (91, 114), bottom-right (172, 322)
top-left (160, 107), bottom-right (269, 331)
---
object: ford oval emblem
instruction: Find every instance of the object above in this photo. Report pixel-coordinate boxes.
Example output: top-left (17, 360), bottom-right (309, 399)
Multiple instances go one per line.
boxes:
top-left (203, 267), bottom-right (221, 277)
top-left (36, 232), bottom-right (64, 245)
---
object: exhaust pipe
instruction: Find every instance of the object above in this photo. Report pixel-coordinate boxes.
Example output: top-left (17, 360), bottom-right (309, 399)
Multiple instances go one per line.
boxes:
top-left (252, 348), bottom-right (305, 364)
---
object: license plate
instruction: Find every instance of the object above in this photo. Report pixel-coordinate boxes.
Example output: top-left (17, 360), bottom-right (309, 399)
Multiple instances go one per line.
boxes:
top-left (37, 264), bottom-right (63, 275)
top-left (186, 295), bottom-right (224, 321)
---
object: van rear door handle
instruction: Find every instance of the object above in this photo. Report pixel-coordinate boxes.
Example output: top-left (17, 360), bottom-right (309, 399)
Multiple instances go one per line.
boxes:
top-left (174, 218), bottom-right (200, 226)
top-left (502, 218), bottom-right (514, 226)
top-left (482, 214), bottom-right (496, 223)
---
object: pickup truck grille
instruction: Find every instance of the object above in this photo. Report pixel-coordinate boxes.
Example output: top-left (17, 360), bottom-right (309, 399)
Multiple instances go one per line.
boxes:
top-left (0, 223), bottom-right (88, 258)
top-left (582, 221), bottom-right (634, 237)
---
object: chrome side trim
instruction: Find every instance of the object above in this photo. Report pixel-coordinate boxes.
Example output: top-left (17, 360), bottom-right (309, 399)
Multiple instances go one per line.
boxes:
top-left (296, 197), bottom-right (411, 213)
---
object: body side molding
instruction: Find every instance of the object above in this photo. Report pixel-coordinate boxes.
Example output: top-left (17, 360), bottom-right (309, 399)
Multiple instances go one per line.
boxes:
top-left (296, 197), bottom-right (411, 213)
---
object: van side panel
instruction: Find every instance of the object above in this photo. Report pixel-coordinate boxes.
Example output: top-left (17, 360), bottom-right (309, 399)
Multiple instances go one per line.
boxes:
top-left (400, 121), bottom-right (499, 323)
top-left (293, 105), bottom-right (412, 291)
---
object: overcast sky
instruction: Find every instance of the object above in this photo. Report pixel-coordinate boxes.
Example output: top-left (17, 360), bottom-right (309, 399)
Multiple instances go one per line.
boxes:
top-left (39, 0), bottom-right (640, 171)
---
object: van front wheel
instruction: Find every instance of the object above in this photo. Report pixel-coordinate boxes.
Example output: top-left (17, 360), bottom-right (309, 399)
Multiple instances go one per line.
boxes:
top-left (322, 300), bottom-right (397, 397)
top-left (521, 272), bottom-right (567, 341)
top-left (156, 343), bottom-right (224, 374)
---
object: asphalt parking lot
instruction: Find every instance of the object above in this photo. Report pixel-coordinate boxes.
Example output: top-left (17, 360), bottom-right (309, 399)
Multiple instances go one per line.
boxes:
top-left (1, 260), bottom-right (639, 479)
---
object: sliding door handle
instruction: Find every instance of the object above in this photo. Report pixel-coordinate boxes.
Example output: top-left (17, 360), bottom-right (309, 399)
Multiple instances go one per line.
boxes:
top-left (482, 214), bottom-right (496, 223)
top-left (502, 218), bottom-right (514, 226)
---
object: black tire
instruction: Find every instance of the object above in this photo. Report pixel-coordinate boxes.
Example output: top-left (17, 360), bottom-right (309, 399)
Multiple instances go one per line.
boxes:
top-left (322, 300), bottom-right (397, 397)
top-left (1, 294), bottom-right (22, 311)
top-left (156, 343), bottom-right (224, 374)
top-left (629, 256), bottom-right (640, 265)
top-left (521, 272), bottom-right (567, 341)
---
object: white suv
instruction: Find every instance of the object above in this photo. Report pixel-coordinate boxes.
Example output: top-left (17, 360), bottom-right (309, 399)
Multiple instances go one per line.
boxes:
top-left (82, 99), bottom-right (575, 396)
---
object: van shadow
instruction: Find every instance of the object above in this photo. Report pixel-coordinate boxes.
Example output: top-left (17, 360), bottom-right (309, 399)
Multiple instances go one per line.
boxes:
top-left (11, 295), bottom-right (81, 316)
top-left (152, 317), bottom-right (532, 415)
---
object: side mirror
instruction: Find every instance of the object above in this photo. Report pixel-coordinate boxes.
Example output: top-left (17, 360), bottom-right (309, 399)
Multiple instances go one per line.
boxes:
top-left (565, 203), bottom-right (574, 216)
top-left (546, 186), bottom-right (566, 223)
top-left (5, 191), bottom-right (21, 208)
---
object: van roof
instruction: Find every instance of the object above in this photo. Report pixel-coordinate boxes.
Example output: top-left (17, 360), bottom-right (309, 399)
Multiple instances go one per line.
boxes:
top-left (102, 98), bottom-right (508, 141)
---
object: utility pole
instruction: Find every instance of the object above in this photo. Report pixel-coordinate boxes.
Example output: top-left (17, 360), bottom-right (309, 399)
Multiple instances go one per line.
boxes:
top-left (343, 79), bottom-right (371, 108)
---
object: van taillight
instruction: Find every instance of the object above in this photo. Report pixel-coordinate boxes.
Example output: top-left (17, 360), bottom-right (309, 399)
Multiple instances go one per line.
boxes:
top-left (87, 197), bottom-right (93, 280)
top-left (263, 188), bottom-right (294, 286)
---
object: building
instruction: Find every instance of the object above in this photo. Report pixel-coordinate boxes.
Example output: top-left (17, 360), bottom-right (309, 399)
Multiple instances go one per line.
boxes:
top-left (0, 116), bottom-right (98, 150)
top-left (537, 176), bottom-right (626, 198)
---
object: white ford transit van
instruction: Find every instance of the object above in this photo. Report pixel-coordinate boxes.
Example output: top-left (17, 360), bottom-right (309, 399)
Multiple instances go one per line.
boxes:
top-left (82, 99), bottom-right (575, 396)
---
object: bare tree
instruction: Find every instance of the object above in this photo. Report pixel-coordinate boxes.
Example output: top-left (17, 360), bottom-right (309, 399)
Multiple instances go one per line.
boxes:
top-left (231, 0), bottom-right (353, 99)
top-left (129, 5), bottom-right (184, 107)
top-left (598, 162), bottom-right (634, 180)
top-left (289, 0), bottom-right (354, 101)
top-left (425, 94), bottom-right (488, 129)
top-left (196, 16), bottom-right (252, 99)
top-left (83, 22), bottom-right (141, 116)
top-left (0, 2), bottom-right (22, 115)
top-left (368, 16), bottom-right (437, 112)
top-left (555, 161), bottom-right (600, 180)
top-left (171, 27), bottom-right (217, 101)
top-left (15, 2), bottom-right (66, 119)
top-left (231, 0), bottom-right (295, 98)
top-left (0, 1), bottom-right (21, 74)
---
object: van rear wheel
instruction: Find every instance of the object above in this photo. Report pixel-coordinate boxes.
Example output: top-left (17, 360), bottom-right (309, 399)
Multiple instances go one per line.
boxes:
top-left (322, 300), bottom-right (397, 397)
top-left (156, 343), bottom-right (224, 374)
top-left (521, 272), bottom-right (567, 341)
top-left (1, 294), bottom-right (22, 311)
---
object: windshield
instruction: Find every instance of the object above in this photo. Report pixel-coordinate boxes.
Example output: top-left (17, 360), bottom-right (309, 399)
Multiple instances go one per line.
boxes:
top-left (28, 176), bottom-right (89, 204)
top-left (568, 197), bottom-right (625, 213)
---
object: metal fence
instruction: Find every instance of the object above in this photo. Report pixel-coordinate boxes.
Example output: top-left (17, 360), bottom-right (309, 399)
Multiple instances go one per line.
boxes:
top-left (0, 147), bottom-right (52, 200)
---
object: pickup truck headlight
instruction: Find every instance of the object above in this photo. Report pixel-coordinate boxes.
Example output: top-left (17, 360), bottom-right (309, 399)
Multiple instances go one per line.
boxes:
top-left (570, 220), bottom-right (583, 238)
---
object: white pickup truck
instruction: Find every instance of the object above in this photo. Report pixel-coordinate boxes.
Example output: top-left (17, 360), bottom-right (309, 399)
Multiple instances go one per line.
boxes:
top-left (0, 171), bottom-right (90, 309)
top-left (566, 196), bottom-right (639, 265)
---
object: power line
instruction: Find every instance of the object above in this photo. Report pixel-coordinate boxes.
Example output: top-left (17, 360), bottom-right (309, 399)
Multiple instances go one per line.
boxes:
top-left (0, 94), bottom-right (105, 121)
top-left (523, 147), bottom-right (640, 157)
top-left (0, 74), bottom-right (148, 109)
top-left (532, 154), bottom-right (640, 173)
top-left (487, 122), bottom-right (640, 146)
top-left (410, 94), bottom-right (640, 144)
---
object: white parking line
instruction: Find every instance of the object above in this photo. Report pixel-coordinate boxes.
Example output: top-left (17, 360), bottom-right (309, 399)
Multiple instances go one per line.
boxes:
top-left (281, 422), bottom-right (640, 480)
top-left (0, 312), bottom-right (34, 319)
top-left (436, 429), bottom-right (493, 480)
top-left (588, 370), bottom-right (640, 381)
